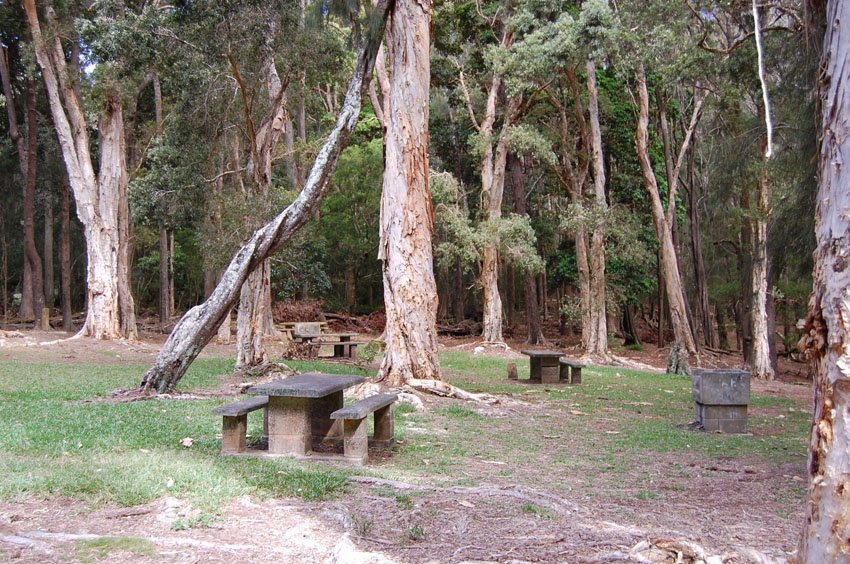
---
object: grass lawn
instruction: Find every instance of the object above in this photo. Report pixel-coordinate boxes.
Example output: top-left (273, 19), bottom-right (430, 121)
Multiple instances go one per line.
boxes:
top-left (0, 350), bottom-right (810, 526)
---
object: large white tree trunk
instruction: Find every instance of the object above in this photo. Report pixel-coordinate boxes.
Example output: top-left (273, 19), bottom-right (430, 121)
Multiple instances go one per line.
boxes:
top-left (750, 167), bottom-right (775, 379)
top-left (635, 67), bottom-right (697, 358)
top-left (797, 0), bottom-right (850, 558)
top-left (376, 0), bottom-right (441, 386)
top-left (586, 60), bottom-right (608, 357)
top-left (24, 1), bottom-right (136, 340)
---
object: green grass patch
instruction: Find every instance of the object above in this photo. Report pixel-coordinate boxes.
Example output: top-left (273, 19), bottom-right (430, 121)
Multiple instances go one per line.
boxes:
top-left (75, 536), bottom-right (157, 562)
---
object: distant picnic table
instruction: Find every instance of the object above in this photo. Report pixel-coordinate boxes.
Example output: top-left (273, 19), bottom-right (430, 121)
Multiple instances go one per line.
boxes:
top-left (287, 322), bottom-right (366, 358)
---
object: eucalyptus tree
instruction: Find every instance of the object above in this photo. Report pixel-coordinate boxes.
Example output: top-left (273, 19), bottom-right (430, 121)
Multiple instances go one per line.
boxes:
top-left (375, 0), bottom-right (442, 385)
top-left (24, 0), bottom-right (138, 339)
top-left (796, 0), bottom-right (850, 557)
top-left (688, 0), bottom-right (806, 376)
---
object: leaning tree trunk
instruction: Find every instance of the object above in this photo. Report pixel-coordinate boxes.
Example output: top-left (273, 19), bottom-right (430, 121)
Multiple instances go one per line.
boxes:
top-left (797, 0), bottom-right (850, 558)
top-left (376, 0), bottom-right (441, 386)
top-left (141, 5), bottom-right (391, 392)
top-left (635, 67), bottom-right (698, 359)
top-left (586, 59), bottom-right (608, 357)
top-left (24, 1), bottom-right (136, 339)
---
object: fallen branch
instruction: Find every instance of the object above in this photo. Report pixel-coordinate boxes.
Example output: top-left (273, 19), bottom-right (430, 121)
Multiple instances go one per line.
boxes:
top-left (405, 378), bottom-right (500, 404)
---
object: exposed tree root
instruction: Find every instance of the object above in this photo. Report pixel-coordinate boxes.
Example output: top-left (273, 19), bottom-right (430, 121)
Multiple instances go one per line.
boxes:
top-left (404, 378), bottom-right (499, 404)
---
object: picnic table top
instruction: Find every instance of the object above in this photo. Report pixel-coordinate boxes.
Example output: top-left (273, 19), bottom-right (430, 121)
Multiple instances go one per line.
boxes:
top-left (520, 349), bottom-right (564, 357)
top-left (246, 373), bottom-right (363, 398)
top-left (293, 332), bottom-right (358, 339)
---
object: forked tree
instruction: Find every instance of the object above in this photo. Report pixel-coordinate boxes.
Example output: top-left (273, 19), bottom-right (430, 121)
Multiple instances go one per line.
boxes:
top-left (24, 0), bottom-right (137, 339)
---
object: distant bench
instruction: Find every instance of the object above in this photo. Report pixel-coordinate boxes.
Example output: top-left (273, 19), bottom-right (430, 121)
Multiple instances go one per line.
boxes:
top-left (211, 396), bottom-right (269, 454)
top-left (331, 393), bottom-right (397, 465)
top-left (559, 359), bottom-right (587, 384)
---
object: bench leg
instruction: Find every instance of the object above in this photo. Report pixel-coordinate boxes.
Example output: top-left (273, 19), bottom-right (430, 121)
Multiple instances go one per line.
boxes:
top-left (559, 363), bottom-right (570, 383)
top-left (348, 344), bottom-right (358, 359)
top-left (343, 417), bottom-right (368, 464)
top-left (373, 405), bottom-right (394, 447)
top-left (333, 343), bottom-right (344, 357)
top-left (571, 367), bottom-right (582, 385)
top-left (221, 414), bottom-right (247, 454)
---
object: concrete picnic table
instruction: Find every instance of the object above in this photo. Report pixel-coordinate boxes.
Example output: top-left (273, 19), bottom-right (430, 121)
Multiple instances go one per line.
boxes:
top-left (246, 373), bottom-right (362, 456)
top-left (520, 350), bottom-right (563, 384)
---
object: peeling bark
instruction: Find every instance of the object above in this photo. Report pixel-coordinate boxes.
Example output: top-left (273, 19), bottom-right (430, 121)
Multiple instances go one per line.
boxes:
top-left (797, 0), bottom-right (850, 558)
top-left (376, 0), bottom-right (441, 386)
top-left (140, 3), bottom-right (391, 392)
top-left (24, 1), bottom-right (136, 339)
top-left (586, 60), bottom-right (608, 357)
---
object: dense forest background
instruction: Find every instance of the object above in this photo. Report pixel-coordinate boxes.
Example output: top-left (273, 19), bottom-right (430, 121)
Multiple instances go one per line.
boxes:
top-left (0, 0), bottom-right (816, 376)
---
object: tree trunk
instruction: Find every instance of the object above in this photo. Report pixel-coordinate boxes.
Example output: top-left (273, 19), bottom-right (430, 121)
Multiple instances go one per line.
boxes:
top-left (376, 0), bottom-right (441, 386)
top-left (453, 257), bottom-right (465, 322)
top-left (344, 267), bottom-right (356, 311)
top-left (44, 190), bottom-right (54, 309)
top-left (634, 67), bottom-right (697, 358)
top-left (159, 225), bottom-right (170, 328)
top-left (24, 2), bottom-right (136, 339)
top-left (236, 261), bottom-right (270, 370)
top-left (750, 165), bottom-right (775, 379)
top-left (586, 59), bottom-right (608, 356)
top-left (797, 1), bottom-right (850, 557)
top-left (141, 6), bottom-right (391, 392)
top-left (688, 146), bottom-right (717, 348)
top-left (0, 47), bottom-right (44, 322)
top-left (508, 153), bottom-right (543, 344)
top-left (169, 230), bottom-right (175, 315)
top-left (60, 176), bottom-right (72, 332)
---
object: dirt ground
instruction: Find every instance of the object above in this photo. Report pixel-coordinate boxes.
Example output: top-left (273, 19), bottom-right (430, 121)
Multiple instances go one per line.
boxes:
top-left (0, 327), bottom-right (812, 563)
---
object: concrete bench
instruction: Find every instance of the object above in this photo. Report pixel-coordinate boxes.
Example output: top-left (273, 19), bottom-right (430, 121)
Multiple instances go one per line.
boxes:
top-left (327, 340), bottom-right (368, 359)
top-left (559, 359), bottom-right (587, 384)
top-left (211, 396), bottom-right (269, 454)
top-left (330, 393), bottom-right (397, 464)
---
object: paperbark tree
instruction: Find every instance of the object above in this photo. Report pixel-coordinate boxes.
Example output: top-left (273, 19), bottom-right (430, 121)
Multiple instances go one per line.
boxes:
top-left (140, 2), bottom-right (391, 392)
top-left (376, 0), bottom-right (441, 385)
top-left (458, 28), bottom-right (525, 345)
top-left (0, 45), bottom-right (43, 323)
top-left (796, 0), bottom-right (850, 558)
top-left (749, 0), bottom-right (776, 380)
top-left (508, 154), bottom-right (543, 344)
top-left (585, 59), bottom-right (609, 357)
top-left (634, 66), bottom-right (699, 362)
top-left (232, 42), bottom-right (290, 371)
top-left (24, 0), bottom-right (137, 340)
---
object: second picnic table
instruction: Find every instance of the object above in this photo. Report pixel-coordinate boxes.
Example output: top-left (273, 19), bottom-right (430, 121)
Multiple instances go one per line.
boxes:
top-left (520, 349), bottom-right (563, 384)
top-left (246, 373), bottom-right (362, 456)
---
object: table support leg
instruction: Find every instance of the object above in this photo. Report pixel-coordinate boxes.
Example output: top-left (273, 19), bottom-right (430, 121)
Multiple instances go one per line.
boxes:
top-left (529, 358), bottom-right (542, 382)
top-left (310, 390), bottom-right (343, 444)
top-left (267, 396), bottom-right (311, 455)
